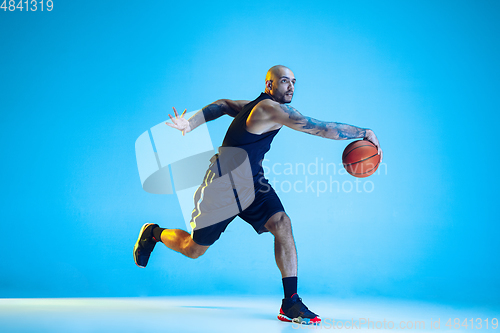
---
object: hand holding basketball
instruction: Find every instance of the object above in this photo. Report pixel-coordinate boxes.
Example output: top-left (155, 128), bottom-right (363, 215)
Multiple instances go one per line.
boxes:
top-left (342, 139), bottom-right (381, 178)
top-left (363, 129), bottom-right (383, 161)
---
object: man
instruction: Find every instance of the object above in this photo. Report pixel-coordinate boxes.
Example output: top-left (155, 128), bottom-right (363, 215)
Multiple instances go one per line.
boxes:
top-left (133, 65), bottom-right (382, 325)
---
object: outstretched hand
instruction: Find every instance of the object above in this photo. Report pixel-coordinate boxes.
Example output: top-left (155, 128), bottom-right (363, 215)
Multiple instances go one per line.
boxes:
top-left (364, 129), bottom-right (383, 161)
top-left (166, 107), bottom-right (191, 136)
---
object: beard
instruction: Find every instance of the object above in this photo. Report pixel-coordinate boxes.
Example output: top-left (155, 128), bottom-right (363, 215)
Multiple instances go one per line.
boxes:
top-left (273, 91), bottom-right (293, 104)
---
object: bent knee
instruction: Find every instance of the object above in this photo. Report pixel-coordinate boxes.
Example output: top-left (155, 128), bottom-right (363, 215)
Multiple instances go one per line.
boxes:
top-left (188, 250), bottom-right (205, 259)
top-left (264, 212), bottom-right (291, 234)
top-left (186, 242), bottom-right (209, 259)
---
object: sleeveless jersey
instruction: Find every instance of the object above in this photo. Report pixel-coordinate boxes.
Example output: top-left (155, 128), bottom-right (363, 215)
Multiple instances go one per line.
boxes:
top-left (221, 92), bottom-right (280, 182)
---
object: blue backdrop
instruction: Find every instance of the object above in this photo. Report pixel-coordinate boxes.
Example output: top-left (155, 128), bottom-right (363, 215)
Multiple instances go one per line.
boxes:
top-left (1, 0), bottom-right (498, 308)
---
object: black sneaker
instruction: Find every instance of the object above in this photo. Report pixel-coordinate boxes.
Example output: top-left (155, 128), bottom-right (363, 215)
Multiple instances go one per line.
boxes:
top-left (133, 223), bottom-right (159, 268)
top-left (277, 293), bottom-right (321, 325)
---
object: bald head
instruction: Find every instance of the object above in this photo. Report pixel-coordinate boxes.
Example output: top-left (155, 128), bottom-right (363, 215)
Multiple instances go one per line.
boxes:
top-left (265, 65), bottom-right (296, 104)
top-left (266, 65), bottom-right (291, 82)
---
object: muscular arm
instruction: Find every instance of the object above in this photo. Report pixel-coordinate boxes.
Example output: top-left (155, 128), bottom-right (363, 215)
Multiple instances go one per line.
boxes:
top-left (275, 104), bottom-right (367, 140)
top-left (167, 99), bottom-right (249, 135)
top-left (265, 102), bottom-right (382, 158)
top-left (187, 99), bottom-right (248, 131)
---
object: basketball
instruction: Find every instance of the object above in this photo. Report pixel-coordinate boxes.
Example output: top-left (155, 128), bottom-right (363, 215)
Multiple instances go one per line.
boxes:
top-left (342, 140), bottom-right (380, 178)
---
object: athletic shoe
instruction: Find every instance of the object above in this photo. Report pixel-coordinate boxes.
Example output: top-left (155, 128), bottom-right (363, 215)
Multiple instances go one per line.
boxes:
top-left (277, 293), bottom-right (321, 325)
top-left (133, 223), bottom-right (159, 268)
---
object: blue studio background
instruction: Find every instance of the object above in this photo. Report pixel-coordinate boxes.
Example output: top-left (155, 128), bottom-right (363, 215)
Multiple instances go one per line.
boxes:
top-left (1, 0), bottom-right (499, 308)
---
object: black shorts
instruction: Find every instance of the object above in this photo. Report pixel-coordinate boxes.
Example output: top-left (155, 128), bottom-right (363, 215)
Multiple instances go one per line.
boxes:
top-left (190, 155), bottom-right (285, 246)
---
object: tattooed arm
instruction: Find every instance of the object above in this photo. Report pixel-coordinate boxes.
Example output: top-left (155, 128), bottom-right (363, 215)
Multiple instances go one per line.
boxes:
top-left (166, 99), bottom-right (249, 135)
top-left (270, 103), bottom-right (382, 158)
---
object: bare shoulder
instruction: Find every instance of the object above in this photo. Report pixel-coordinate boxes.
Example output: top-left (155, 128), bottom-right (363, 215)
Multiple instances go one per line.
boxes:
top-left (254, 99), bottom-right (284, 115)
top-left (246, 99), bottom-right (287, 133)
top-left (255, 100), bottom-right (302, 122)
top-left (247, 99), bottom-right (302, 133)
top-left (247, 99), bottom-right (279, 123)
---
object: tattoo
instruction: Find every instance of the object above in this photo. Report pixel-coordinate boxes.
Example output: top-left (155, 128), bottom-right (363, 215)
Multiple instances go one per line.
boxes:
top-left (280, 104), bottom-right (301, 121)
top-left (335, 123), bottom-right (366, 140)
top-left (189, 101), bottom-right (235, 130)
top-left (223, 104), bottom-right (239, 117)
top-left (202, 103), bottom-right (226, 122)
top-left (279, 104), bottom-right (366, 140)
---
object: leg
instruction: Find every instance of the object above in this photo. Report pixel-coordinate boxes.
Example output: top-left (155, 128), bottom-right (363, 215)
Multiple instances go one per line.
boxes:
top-left (157, 161), bottom-right (229, 259)
top-left (159, 229), bottom-right (209, 259)
top-left (264, 212), bottom-right (297, 278)
top-left (265, 213), bottom-right (321, 324)
top-left (134, 224), bottom-right (208, 267)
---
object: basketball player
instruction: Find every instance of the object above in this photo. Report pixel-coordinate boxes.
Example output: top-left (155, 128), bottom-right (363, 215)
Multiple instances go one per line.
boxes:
top-left (133, 65), bottom-right (382, 325)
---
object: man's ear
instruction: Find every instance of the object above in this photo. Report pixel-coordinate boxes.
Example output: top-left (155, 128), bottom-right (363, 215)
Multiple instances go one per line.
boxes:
top-left (265, 80), bottom-right (273, 91)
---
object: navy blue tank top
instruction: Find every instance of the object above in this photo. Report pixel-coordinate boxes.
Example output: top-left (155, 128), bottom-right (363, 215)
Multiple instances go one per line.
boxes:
top-left (221, 92), bottom-right (280, 182)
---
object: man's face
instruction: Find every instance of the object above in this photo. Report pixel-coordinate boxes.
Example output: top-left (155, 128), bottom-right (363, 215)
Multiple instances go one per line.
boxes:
top-left (268, 68), bottom-right (296, 104)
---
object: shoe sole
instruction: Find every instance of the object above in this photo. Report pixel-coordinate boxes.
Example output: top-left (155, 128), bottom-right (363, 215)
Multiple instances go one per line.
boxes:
top-left (277, 313), bottom-right (321, 325)
top-left (133, 223), bottom-right (156, 268)
top-left (277, 314), bottom-right (292, 323)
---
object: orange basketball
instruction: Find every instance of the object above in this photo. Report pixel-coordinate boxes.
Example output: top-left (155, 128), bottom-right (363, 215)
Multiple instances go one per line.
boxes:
top-left (342, 140), bottom-right (380, 178)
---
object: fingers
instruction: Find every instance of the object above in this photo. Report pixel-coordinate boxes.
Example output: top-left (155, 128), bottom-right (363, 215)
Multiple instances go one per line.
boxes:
top-left (375, 140), bottom-right (382, 161)
top-left (366, 130), bottom-right (382, 161)
top-left (166, 114), bottom-right (185, 134)
top-left (167, 107), bottom-right (189, 135)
